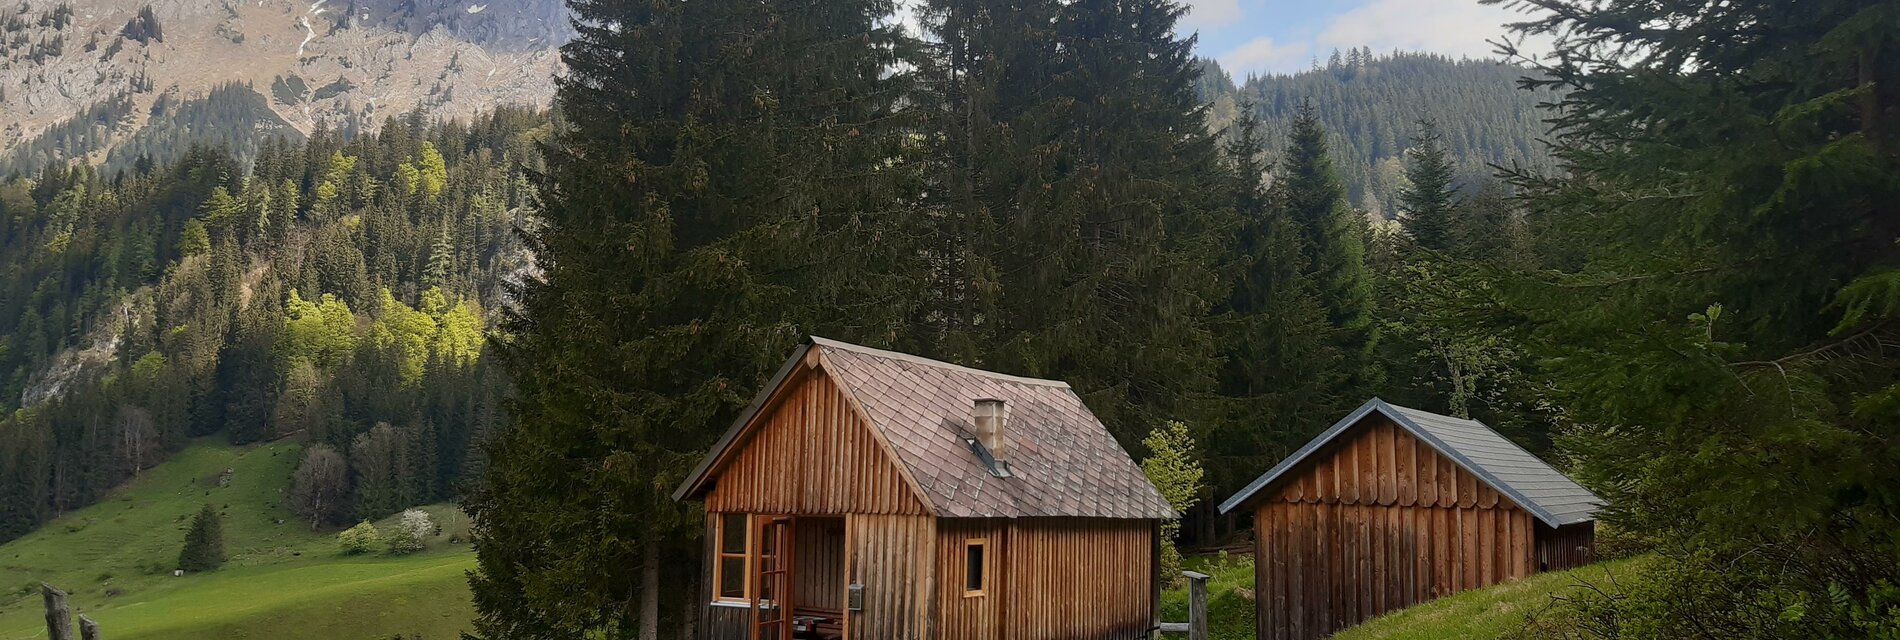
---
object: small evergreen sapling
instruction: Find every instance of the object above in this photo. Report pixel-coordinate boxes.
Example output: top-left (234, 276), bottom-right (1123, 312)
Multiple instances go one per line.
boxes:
top-left (177, 504), bottom-right (225, 572)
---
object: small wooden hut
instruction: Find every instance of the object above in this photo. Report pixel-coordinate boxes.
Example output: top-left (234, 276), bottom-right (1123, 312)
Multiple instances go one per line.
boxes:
top-left (674, 337), bottom-right (1174, 640)
top-left (1218, 399), bottom-right (1601, 640)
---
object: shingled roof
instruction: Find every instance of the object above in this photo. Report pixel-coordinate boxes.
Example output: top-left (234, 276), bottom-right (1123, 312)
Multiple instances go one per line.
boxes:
top-left (1219, 398), bottom-right (1600, 527)
top-left (675, 337), bottom-right (1175, 520)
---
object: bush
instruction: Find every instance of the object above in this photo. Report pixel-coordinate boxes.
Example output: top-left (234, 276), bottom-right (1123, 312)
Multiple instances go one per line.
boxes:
top-left (1141, 421), bottom-right (1205, 590)
top-left (1515, 553), bottom-right (1873, 640)
top-left (1592, 522), bottom-right (1656, 562)
top-left (383, 509), bottom-right (433, 555)
top-left (338, 521), bottom-right (379, 555)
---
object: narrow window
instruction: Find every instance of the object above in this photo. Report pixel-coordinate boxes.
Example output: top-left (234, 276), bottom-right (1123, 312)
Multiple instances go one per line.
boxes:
top-left (963, 538), bottom-right (987, 597)
top-left (714, 513), bottom-right (750, 601)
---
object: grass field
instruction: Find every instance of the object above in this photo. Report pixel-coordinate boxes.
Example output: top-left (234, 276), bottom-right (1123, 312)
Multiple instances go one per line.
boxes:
top-left (1163, 550), bottom-right (1649, 640)
top-left (0, 439), bottom-right (476, 640)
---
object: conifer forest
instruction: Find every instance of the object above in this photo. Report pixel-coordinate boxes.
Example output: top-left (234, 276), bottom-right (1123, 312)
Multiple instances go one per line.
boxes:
top-left (0, 0), bottom-right (1896, 638)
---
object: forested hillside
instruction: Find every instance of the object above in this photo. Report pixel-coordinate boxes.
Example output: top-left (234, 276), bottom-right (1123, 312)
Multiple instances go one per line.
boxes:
top-left (3, 1), bottom-right (1891, 639)
top-left (0, 108), bottom-right (544, 542)
top-left (1199, 51), bottom-right (1556, 219)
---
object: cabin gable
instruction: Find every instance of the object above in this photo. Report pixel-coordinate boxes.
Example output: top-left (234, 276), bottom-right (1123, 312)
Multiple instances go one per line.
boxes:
top-left (1248, 412), bottom-right (1557, 640)
top-left (703, 367), bottom-right (930, 516)
top-left (1266, 415), bottom-right (1518, 512)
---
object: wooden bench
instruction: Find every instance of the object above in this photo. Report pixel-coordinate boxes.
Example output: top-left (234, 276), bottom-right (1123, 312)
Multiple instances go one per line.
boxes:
top-left (793, 608), bottom-right (843, 640)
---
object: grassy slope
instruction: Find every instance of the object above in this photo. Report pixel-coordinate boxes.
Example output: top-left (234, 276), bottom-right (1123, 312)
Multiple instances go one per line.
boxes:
top-left (0, 439), bottom-right (476, 640)
top-left (1163, 551), bottom-right (1649, 640)
top-left (1334, 557), bottom-right (1648, 640)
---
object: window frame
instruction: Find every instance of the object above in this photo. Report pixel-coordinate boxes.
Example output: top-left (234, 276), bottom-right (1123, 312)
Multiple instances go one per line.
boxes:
top-left (963, 538), bottom-right (988, 598)
top-left (712, 513), bottom-right (752, 604)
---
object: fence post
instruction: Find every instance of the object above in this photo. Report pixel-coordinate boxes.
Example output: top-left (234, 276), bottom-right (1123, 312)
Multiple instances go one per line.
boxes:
top-left (42, 583), bottom-right (74, 640)
top-left (79, 615), bottom-right (101, 640)
top-left (1183, 570), bottom-right (1209, 640)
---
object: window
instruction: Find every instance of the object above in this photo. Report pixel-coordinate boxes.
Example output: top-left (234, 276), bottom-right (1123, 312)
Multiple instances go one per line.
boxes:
top-left (714, 513), bottom-right (750, 602)
top-left (963, 538), bottom-right (987, 597)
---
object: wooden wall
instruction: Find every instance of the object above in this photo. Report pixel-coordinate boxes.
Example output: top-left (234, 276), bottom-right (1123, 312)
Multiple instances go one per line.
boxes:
top-left (1537, 522), bottom-right (1595, 572)
top-left (845, 514), bottom-right (937, 640)
top-left (1253, 417), bottom-right (1537, 640)
top-left (705, 370), bottom-right (928, 516)
top-left (998, 519), bottom-right (1155, 640)
top-left (796, 517), bottom-right (847, 612)
top-left (935, 519), bottom-right (1009, 640)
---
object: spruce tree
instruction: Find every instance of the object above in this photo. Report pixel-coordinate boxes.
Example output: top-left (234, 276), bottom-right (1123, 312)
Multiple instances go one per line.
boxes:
top-left (1208, 104), bottom-right (1342, 491)
top-left (1494, 0), bottom-right (1900, 634)
top-left (1278, 101), bottom-right (1377, 392)
top-left (177, 504), bottom-right (224, 572)
top-left (1398, 119), bottom-right (1459, 252)
top-left (921, 0), bottom-right (1229, 445)
top-left (465, 0), bottom-right (920, 636)
top-left (914, 0), bottom-right (1063, 360)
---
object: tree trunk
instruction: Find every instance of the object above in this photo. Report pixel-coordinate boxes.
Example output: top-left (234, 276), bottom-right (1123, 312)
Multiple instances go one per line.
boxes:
top-left (639, 536), bottom-right (659, 640)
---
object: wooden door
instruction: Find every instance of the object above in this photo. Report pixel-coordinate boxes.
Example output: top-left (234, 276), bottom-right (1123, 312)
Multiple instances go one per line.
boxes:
top-left (754, 516), bottom-right (795, 640)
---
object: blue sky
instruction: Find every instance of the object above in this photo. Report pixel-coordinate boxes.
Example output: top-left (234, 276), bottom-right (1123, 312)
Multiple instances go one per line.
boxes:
top-left (1178, 0), bottom-right (1545, 77)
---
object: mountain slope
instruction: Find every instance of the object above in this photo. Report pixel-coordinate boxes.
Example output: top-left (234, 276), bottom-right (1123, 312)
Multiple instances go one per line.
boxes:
top-left (0, 439), bottom-right (475, 640)
top-left (0, 0), bottom-right (563, 170)
top-left (1200, 52), bottom-right (1556, 218)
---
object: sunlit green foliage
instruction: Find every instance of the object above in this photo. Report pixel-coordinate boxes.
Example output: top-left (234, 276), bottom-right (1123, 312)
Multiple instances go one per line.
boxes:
top-left (280, 290), bottom-right (357, 368)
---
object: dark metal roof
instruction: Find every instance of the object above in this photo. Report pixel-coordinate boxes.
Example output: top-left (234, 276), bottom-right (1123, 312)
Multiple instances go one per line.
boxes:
top-left (674, 337), bottom-right (1175, 520)
top-left (1218, 398), bottom-right (1600, 527)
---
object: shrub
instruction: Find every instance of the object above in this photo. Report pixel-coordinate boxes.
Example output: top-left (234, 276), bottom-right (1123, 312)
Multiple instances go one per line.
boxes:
top-left (383, 509), bottom-right (433, 555)
top-left (1141, 421), bottom-right (1205, 589)
top-left (338, 521), bottom-right (379, 555)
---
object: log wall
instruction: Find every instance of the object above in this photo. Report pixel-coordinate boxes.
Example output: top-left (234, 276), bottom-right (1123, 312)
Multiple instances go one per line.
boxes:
top-left (705, 370), bottom-right (928, 516)
top-left (1254, 416), bottom-right (1537, 640)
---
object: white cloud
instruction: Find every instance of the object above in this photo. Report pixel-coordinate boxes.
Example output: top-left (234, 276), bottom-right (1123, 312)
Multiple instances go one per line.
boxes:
top-left (1217, 0), bottom-right (1554, 76)
top-left (1218, 36), bottom-right (1312, 79)
top-left (1178, 0), bottom-right (1245, 31)
top-left (1315, 0), bottom-right (1533, 61)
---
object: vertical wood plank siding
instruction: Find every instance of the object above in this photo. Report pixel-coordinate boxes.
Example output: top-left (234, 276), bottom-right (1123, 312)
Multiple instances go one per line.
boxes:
top-left (1254, 417), bottom-right (1541, 640)
top-left (846, 514), bottom-right (937, 640)
top-left (1000, 519), bottom-right (1155, 640)
top-left (935, 519), bottom-right (1009, 640)
top-left (1536, 522), bottom-right (1596, 572)
top-left (705, 372), bottom-right (928, 515)
top-left (795, 517), bottom-right (847, 612)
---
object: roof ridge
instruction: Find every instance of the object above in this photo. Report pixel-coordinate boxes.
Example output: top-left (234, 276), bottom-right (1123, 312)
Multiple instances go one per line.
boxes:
top-left (810, 336), bottom-right (1071, 388)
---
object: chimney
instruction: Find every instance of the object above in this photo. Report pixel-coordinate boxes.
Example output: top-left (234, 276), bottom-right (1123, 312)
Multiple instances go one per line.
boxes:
top-left (972, 398), bottom-right (1009, 476)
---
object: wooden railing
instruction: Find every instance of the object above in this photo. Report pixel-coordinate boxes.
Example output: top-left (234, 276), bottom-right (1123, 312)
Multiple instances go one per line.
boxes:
top-left (1156, 570), bottom-right (1210, 640)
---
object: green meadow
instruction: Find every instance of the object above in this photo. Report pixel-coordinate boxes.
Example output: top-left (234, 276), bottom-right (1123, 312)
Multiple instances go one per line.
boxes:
top-left (0, 440), bottom-right (475, 640)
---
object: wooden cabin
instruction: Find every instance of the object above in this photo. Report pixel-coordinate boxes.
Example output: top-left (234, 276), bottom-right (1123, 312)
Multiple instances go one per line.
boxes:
top-left (674, 337), bottom-right (1175, 640)
top-left (1218, 399), bottom-right (1601, 640)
